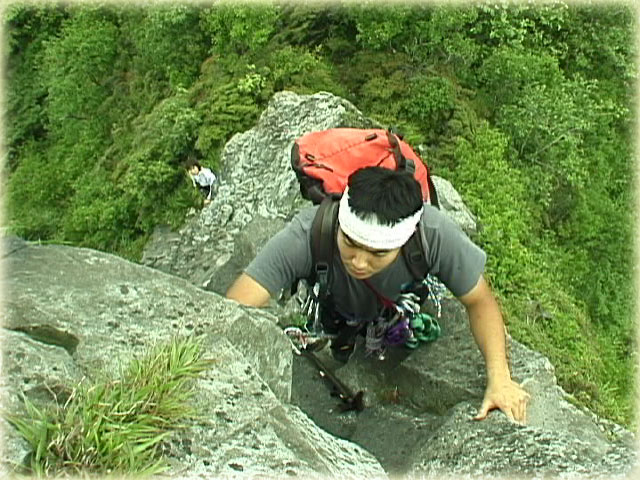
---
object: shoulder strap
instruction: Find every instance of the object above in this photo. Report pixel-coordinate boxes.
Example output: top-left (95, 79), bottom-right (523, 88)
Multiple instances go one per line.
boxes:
top-left (310, 197), bottom-right (340, 301)
top-left (401, 228), bottom-right (429, 282)
top-left (386, 130), bottom-right (415, 174)
top-left (427, 177), bottom-right (439, 209)
top-left (387, 129), bottom-right (440, 209)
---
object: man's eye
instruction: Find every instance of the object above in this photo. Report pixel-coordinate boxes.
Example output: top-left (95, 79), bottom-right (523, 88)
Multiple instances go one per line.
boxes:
top-left (373, 251), bottom-right (389, 257)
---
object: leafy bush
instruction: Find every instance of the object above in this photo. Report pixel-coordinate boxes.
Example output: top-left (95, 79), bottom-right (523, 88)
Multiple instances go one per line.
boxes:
top-left (555, 178), bottom-right (634, 331)
top-left (5, 4), bottom-right (67, 55)
top-left (6, 144), bottom-right (66, 239)
top-left (193, 76), bottom-right (263, 166)
top-left (471, 1), bottom-right (571, 52)
top-left (450, 122), bottom-right (634, 424)
top-left (40, 8), bottom-right (119, 142)
top-left (400, 76), bottom-right (457, 142)
top-left (477, 47), bottom-right (563, 108)
top-left (125, 6), bottom-right (209, 91)
top-left (349, 3), bottom-right (415, 50)
top-left (5, 5), bottom-right (66, 168)
top-left (192, 45), bottom-right (344, 167)
top-left (261, 45), bottom-right (344, 94)
top-left (57, 91), bottom-right (201, 258)
top-left (61, 170), bottom-right (136, 251)
top-left (420, 6), bottom-right (481, 72)
top-left (335, 49), bottom-right (413, 123)
top-left (200, 3), bottom-right (278, 55)
top-left (451, 122), bottom-right (535, 294)
top-left (478, 49), bottom-right (601, 225)
top-left (559, 5), bottom-right (635, 89)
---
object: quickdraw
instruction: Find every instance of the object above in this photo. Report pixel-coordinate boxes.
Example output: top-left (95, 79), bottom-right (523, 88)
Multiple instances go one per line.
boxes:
top-left (292, 275), bottom-right (445, 363)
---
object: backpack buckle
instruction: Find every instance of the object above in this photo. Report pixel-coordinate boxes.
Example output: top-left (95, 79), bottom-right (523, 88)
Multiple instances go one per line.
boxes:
top-left (403, 158), bottom-right (416, 174)
top-left (315, 262), bottom-right (330, 298)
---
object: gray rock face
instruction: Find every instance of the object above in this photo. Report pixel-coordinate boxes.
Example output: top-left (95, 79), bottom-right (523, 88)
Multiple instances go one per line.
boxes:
top-left (4, 91), bottom-right (637, 479)
top-left (295, 299), bottom-right (636, 478)
top-left (431, 176), bottom-right (478, 236)
top-left (1, 239), bottom-right (386, 479)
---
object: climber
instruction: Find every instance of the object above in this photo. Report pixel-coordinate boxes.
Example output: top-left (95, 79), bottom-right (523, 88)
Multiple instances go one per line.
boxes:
top-left (226, 166), bottom-right (530, 424)
top-left (188, 161), bottom-right (217, 205)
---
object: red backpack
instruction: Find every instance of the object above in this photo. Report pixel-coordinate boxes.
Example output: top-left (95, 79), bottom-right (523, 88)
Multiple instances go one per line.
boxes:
top-left (290, 128), bottom-right (439, 301)
top-left (291, 128), bottom-right (438, 205)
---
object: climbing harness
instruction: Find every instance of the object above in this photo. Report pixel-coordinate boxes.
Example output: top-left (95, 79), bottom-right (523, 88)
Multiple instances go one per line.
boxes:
top-left (362, 277), bottom-right (443, 360)
top-left (291, 274), bottom-right (445, 362)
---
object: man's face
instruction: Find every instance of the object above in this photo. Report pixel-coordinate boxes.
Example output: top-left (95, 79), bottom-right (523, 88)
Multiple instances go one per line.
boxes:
top-left (337, 227), bottom-right (400, 279)
top-left (189, 166), bottom-right (199, 175)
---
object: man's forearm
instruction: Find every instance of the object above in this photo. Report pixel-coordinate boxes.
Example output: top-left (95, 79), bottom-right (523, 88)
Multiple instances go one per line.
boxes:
top-left (460, 277), bottom-right (530, 423)
top-left (467, 301), bottom-right (511, 382)
top-left (459, 277), bottom-right (511, 381)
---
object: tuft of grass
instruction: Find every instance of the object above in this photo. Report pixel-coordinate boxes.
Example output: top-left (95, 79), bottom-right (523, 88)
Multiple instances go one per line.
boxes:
top-left (7, 336), bottom-right (214, 477)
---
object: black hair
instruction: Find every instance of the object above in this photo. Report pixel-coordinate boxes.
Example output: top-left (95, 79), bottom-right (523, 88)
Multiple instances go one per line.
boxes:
top-left (347, 167), bottom-right (423, 225)
top-left (186, 160), bottom-right (202, 171)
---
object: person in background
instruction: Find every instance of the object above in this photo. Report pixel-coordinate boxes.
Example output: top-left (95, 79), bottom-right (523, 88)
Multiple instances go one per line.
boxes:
top-left (188, 161), bottom-right (217, 205)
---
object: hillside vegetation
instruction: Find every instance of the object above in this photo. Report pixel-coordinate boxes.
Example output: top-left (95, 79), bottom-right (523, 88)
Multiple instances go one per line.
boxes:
top-left (4, 2), bottom-right (636, 427)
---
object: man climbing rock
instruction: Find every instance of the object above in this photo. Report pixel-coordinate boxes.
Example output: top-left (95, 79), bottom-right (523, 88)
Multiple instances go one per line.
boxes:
top-left (188, 161), bottom-right (217, 205)
top-left (227, 166), bottom-right (530, 424)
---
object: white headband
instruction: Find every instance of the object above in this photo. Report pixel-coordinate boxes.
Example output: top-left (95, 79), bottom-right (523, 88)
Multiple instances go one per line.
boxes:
top-left (338, 187), bottom-right (423, 250)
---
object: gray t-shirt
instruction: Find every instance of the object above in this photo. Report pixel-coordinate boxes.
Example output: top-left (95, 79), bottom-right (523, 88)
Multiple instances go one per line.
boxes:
top-left (245, 205), bottom-right (486, 323)
top-left (192, 168), bottom-right (217, 187)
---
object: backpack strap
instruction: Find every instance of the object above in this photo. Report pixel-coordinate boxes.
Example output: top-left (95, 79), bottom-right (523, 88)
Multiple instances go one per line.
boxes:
top-left (386, 129), bottom-right (440, 209)
top-left (427, 177), bottom-right (440, 209)
top-left (310, 197), bottom-right (340, 301)
top-left (401, 228), bottom-right (430, 283)
top-left (386, 130), bottom-right (415, 174)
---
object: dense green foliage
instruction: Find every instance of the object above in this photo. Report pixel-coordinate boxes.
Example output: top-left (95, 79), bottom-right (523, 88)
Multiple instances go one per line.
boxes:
top-left (4, 2), bottom-right (636, 427)
top-left (7, 337), bottom-right (213, 476)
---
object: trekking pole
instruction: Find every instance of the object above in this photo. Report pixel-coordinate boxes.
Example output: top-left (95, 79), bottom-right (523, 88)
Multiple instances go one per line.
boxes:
top-left (299, 348), bottom-right (365, 412)
top-left (284, 327), bottom-right (365, 412)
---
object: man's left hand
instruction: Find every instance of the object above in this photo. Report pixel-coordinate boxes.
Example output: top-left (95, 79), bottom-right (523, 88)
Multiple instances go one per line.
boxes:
top-left (474, 377), bottom-right (530, 425)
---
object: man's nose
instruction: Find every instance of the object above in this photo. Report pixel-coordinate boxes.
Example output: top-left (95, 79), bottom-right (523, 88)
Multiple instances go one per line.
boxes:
top-left (351, 250), bottom-right (369, 269)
